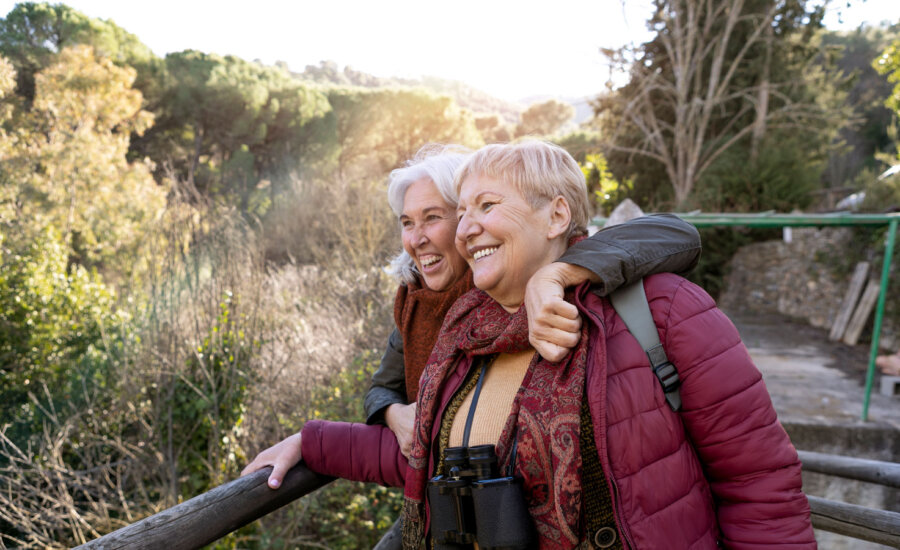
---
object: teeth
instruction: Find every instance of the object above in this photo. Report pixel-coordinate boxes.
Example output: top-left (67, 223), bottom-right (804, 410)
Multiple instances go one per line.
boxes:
top-left (420, 255), bottom-right (440, 267)
top-left (473, 247), bottom-right (498, 260)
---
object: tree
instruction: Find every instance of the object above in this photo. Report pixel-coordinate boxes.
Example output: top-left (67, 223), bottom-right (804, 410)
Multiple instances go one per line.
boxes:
top-left (0, 2), bottom-right (163, 106)
top-left (1, 46), bottom-right (164, 278)
top-left (876, 37), bottom-right (900, 121)
top-left (515, 99), bottom-right (575, 137)
top-left (596, 0), bottom-right (845, 207)
top-left (143, 50), bottom-right (335, 209)
top-left (326, 87), bottom-right (483, 183)
top-left (821, 24), bottom-right (899, 187)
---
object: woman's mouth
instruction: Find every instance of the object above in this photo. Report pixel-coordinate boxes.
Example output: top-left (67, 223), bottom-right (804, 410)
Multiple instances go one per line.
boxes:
top-left (472, 247), bottom-right (498, 261)
top-left (420, 254), bottom-right (442, 269)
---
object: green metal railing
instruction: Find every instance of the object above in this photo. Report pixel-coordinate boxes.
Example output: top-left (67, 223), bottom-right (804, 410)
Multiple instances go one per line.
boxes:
top-left (598, 212), bottom-right (900, 421)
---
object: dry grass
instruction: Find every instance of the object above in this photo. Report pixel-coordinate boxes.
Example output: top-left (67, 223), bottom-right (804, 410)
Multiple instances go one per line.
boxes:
top-left (0, 175), bottom-right (398, 548)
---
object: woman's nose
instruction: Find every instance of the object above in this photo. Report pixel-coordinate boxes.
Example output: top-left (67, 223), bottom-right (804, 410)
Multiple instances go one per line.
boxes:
top-left (456, 213), bottom-right (478, 241)
top-left (411, 224), bottom-right (428, 246)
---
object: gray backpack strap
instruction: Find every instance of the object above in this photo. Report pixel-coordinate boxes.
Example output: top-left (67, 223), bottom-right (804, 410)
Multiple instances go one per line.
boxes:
top-left (609, 279), bottom-right (682, 411)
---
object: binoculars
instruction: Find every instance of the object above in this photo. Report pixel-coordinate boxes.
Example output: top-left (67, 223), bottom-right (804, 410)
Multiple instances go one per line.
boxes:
top-left (427, 444), bottom-right (535, 549)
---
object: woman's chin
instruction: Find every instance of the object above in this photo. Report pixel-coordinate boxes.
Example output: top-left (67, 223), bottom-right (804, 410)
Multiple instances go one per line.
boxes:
top-left (422, 271), bottom-right (450, 292)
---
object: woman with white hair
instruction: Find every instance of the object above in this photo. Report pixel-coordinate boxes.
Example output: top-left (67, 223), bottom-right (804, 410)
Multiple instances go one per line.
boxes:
top-left (291, 141), bottom-right (814, 549)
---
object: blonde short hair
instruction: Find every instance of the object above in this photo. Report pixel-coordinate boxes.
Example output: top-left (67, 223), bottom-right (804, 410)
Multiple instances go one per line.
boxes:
top-left (454, 140), bottom-right (590, 238)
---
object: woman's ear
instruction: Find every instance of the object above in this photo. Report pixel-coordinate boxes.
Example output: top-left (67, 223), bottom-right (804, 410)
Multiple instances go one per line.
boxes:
top-left (547, 196), bottom-right (572, 240)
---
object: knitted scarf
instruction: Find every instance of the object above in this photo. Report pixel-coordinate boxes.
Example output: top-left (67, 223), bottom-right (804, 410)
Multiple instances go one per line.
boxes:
top-left (394, 270), bottom-right (475, 399)
top-left (401, 286), bottom-right (591, 549)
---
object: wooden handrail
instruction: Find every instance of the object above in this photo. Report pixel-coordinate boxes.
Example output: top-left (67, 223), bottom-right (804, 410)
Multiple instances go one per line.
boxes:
top-left (797, 450), bottom-right (900, 546)
top-left (75, 464), bottom-right (333, 550)
top-left (798, 450), bottom-right (900, 488)
top-left (808, 496), bottom-right (900, 547)
top-left (76, 451), bottom-right (900, 549)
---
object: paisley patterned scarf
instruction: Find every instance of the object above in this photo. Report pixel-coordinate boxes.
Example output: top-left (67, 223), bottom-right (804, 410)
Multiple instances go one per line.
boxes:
top-left (401, 285), bottom-right (592, 549)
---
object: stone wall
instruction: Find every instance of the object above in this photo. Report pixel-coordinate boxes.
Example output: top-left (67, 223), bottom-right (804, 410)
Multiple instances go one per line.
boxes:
top-left (718, 227), bottom-right (899, 351)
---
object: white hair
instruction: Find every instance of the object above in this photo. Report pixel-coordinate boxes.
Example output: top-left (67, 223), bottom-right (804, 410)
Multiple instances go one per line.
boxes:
top-left (386, 144), bottom-right (472, 284)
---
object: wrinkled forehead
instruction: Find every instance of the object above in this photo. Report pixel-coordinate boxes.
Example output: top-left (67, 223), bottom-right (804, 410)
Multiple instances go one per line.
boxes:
top-left (458, 172), bottom-right (521, 204)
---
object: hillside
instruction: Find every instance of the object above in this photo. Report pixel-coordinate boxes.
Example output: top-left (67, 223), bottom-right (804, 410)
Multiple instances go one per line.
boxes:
top-left (298, 60), bottom-right (529, 125)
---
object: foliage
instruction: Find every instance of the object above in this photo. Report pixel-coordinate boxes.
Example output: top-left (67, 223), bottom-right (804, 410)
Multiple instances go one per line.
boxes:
top-left (875, 36), bottom-right (900, 118)
top-left (0, 226), bottom-right (125, 446)
top-left (0, 2), bottom-right (163, 105)
top-left (557, 131), bottom-right (632, 215)
top-left (1, 46), bottom-right (164, 280)
top-left (515, 98), bottom-right (574, 137)
top-left (820, 24), bottom-right (899, 187)
top-left (326, 86), bottom-right (483, 184)
top-left (596, 0), bottom-right (847, 208)
top-left (693, 131), bottom-right (823, 212)
top-left (143, 50), bottom-right (336, 209)
top-left (859, 168), bottom-right (900, 212)
top-left (475, 114), bottom-right (513, 143)
top-left (300, 60), bottom-right (523, 126)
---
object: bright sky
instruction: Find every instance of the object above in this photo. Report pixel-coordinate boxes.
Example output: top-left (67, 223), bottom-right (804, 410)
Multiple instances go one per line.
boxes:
top-left (0, 0), bottom-right (898, 102)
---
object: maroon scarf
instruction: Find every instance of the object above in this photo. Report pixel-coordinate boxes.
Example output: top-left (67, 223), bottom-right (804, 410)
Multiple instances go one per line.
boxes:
top-left (401, 286), bottom-right (591, 549)
top-left (394, 271), bottom-right (475, 399)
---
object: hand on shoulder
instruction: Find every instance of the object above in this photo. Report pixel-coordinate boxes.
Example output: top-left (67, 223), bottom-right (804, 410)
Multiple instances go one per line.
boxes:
top-left (525, 262), bottom-right (598, 362)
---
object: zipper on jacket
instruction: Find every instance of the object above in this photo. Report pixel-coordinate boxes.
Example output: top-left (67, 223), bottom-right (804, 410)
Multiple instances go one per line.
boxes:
top-left (580, 296), bottom-right (636, 550)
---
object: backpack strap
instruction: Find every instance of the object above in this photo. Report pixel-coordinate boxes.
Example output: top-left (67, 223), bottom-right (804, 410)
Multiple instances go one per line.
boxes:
top-left (608, 279), bottom-right (682, 412)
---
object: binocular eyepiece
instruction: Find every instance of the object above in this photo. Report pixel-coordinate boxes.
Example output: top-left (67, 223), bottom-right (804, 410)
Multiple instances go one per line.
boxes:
top-left (427, 444), bottom-right (535, 550)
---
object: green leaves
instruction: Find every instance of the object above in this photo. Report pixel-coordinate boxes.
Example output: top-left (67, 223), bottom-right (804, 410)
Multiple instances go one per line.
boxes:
top-left (875, 39), bottom-right (900, 123)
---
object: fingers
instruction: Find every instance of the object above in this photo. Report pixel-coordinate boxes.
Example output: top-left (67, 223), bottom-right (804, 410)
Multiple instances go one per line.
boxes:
top-left (269, 460), bottom-right (288, 489)
top-left (399, 435), bottom-right (413, 459)
top-left (531, 340), bottom-right (568, 363)
top-left (541, 299), bottom-right (580, 320)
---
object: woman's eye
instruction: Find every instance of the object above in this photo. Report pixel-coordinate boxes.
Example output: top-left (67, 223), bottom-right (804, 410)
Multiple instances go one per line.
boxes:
top-left (401, 220), bottom-right (413, 229)
top-left (481, 202), bottom-right (495, 211)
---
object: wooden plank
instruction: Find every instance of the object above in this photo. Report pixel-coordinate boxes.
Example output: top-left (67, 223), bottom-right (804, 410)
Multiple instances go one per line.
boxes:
top-left (829, 262), bottom-right (869, 341)
top-left (798, 450), bottom-right (900, 488)
top-left (808, 496), bottom-right (900, 547)
top-left (76, 464), bottom-right (333, 550)
top-left (843, 280), bottom-right (881, 346)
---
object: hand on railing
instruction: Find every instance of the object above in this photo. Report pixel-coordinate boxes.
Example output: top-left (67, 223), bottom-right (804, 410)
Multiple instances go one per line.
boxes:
top-left (242, 431), bottom-right (303, 489)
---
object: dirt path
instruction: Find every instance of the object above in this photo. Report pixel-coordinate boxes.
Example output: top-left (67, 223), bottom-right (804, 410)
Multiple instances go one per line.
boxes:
top-left (724, 310), bottom-right (900, 429)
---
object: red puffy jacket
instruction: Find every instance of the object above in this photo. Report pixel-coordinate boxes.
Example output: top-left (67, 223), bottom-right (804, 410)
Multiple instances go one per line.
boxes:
top-left (302, 274), bottom-right (816, 548)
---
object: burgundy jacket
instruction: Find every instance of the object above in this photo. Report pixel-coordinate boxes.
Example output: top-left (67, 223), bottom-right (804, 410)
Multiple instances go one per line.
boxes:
top-left (301, 274), bottom-right (816, 548)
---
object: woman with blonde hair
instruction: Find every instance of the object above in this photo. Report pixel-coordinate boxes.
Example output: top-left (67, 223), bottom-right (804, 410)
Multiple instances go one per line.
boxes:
top-left (291, 141), bottom-right (814, 548)
top-left (244, 143), bottom-right (703, 490)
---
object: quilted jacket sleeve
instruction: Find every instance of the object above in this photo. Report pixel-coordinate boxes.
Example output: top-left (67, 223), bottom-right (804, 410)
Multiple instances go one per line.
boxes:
top-left (301, 420), bottom-right (408, 488)
top-left (654, 275), bottom-right (816, 549)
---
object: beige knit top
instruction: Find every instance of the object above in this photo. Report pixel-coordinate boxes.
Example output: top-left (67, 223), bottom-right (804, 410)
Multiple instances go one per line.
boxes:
top-left (448, 349), bottom-right (534, 447)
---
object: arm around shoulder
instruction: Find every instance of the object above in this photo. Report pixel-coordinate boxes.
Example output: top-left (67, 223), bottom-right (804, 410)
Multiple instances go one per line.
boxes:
top-left (560, 213), bottom-right (701, 296)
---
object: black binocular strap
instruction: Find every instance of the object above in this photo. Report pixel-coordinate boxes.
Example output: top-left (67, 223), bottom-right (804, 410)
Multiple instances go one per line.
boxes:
top-left (461, 359), bottom-right (489, 448)
top-left (460, 355), bottom-right (521, 478)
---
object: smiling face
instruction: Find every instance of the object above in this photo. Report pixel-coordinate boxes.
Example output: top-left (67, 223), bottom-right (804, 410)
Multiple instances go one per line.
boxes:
top-left (400, 177), bottom-right (469, 292)
top-left (455, 173), bottom-right (570, 312)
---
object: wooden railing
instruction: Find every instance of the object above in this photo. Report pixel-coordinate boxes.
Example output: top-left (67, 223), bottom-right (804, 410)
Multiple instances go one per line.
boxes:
top-left (77, 451), bottom-right (900, 549)
top-left (75, 466), bottom-right (333, 550)
top-left (797, 450), bottom-right (900, 547)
